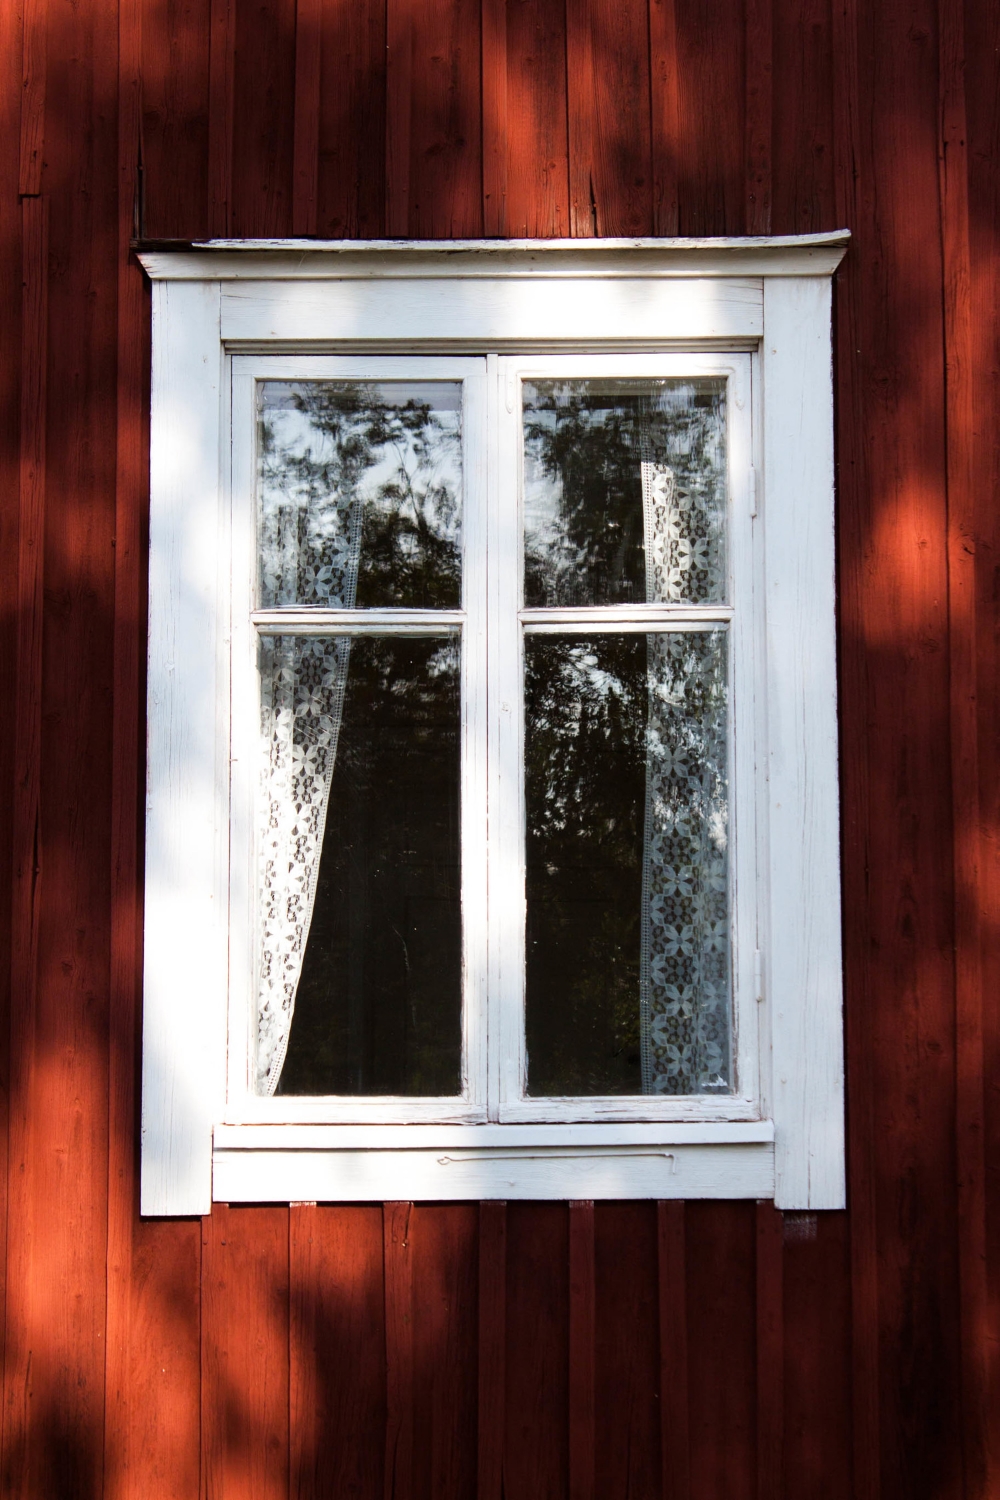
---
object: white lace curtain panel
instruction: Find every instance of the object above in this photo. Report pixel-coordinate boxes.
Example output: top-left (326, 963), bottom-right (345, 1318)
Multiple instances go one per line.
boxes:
top-left (255, 488), bottom-right (363, 1095)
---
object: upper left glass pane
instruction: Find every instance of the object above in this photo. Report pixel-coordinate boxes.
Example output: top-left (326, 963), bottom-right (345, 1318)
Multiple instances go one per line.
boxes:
top-left (257, 381), bottom-right (463, 609)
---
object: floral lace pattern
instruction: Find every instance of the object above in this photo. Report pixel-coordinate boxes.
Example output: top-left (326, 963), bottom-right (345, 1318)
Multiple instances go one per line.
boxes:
top-left (255, 396), bottom-right (364, 1094)
top-left (640, 461), bottom-right (731, 1094)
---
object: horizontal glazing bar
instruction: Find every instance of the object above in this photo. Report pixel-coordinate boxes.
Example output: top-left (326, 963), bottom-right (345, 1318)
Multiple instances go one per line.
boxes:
top-left (253, 609), bottom-right (464, 636)
top-left (519, 605), bottom-right (733, 627)
top-left (522, 615), bottom-right (731, 635)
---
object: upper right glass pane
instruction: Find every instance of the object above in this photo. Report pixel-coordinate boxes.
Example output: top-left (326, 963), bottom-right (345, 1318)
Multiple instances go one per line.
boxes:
top-left (522, 378), bottom-right (728, 608)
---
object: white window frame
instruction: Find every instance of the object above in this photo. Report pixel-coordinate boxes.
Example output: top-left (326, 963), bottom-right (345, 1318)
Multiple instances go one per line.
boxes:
top-left (138, 234), bottom-right (848, 1215)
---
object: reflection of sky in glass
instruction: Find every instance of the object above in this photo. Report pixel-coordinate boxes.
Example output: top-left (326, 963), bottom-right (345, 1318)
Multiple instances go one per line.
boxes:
top-left (258, 381), bottom-right (462, 609)
top-left (522, 379), bottom-right (727, 607)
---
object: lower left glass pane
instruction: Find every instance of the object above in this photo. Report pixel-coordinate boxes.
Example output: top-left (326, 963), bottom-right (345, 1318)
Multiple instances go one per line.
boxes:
top-left (255, 633), bottom-right (462, 1097)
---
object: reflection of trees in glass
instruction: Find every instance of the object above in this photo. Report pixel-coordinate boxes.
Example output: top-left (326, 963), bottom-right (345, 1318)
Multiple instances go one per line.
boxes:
top-left (522, 380), bottom-right (726, 607)
top-left (525, 635), bottom-right (648, 1095)
top-left (259, 381), bottom-right (462, 608)
top-left (278, 635), bottom-right (462, 1097)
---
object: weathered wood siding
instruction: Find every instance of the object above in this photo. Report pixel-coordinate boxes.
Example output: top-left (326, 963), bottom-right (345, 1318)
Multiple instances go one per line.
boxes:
top-left (1, 0), bottom-right (998, 1494)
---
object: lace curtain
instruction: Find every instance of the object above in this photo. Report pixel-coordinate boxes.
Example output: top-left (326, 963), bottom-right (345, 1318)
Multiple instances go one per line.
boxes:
top-left (255, 487), bottom-right (363, 1096)
top-left (639, 459), bottom-right (731, 1094)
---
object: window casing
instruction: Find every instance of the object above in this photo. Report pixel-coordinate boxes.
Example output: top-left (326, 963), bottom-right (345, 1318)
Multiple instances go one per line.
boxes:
top-left (139, 236), bottom-right (847, 1214)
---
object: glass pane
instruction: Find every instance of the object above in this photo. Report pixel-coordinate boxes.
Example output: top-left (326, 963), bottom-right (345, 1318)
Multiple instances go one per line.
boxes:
top-left (258, 381), bottom-right (462, 609)
top-left (522, 379), bottom-right (727, 607)
top-left (524, 630), bottom-right (731, 1096)
top-left (256, 633), bottom-right (462, 1097)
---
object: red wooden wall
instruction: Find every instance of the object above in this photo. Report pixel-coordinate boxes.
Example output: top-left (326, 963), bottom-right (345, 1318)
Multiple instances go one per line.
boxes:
top-left (1, 0), bottom-right (998, 1493)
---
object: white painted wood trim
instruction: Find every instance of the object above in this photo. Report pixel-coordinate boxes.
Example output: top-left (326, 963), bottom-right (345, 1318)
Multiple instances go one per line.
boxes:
top-left (761, 277), bottom-right (845, 1209)
top-left (217, 278), bottom-right (763, 345)
top-left (137, 231), bottom-right (849, 282)
top-left (213, 1120), bottom-right (774, 1148)
top-left (213, 1141), bottom-right (775, 1202)
top-left (142, 280), bottom-right (228, 1216)
top-left (139, 242), bottom-right (847, 1213)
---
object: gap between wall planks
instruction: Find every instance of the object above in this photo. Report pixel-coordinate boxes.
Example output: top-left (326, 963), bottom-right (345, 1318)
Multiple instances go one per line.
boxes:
top-left (938, 0), bottom-right (994, 1492)
top-left (657, 1202), bottom-right (691, 1500)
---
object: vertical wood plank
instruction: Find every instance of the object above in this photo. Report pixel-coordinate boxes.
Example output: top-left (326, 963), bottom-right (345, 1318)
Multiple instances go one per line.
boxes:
top-left (140, 0), bottom-right (212, 238)
top-left (18, 0), bottom-right (45, 195)
top-left (568, 1201), bottom-right (595, 1500)
top-left (657, 1202), bottom-right (690, 1500)
top-left (686, 1204), bottom-right (756, 1500)
top-left (385, 0), bottom-right (483, 238)
top-left (477, 1203), bottom-right (506, 1500)
top-left (673, 0), bottom-right (745, 234)
top-left (384, 1201), bottom-right (414, 1500)
top-left (3, 186), bottom-right (48, 1500)
top-left (291, 0), bottom-right (322, 235)
top-left (104, 0), bottom-right (151, 1487)
top-left (770, 0), bottom-right (835, 234)
top-left (316, 0), bottom-right (386, 237)
top-left (504, 1205), bottom-right (569, 1497)
top-left (290, 1204), bottom-right (385, 1500)
top-left (410, 1206), bottom-right (479, 1500)
top-left (938, 0), bottom-right (993, 1492)
top-left (594, 1204), bottom-right (659, 1500)
top-left (565, 0), bottom-right (596, 236)
top-left (492, 0), bottom-right (569, 237)
top-left (743, 0), bottom-right (772, 233)
top-left (384, 0), bottom-right (413, 236)
top-left (829, 0), bottom-right (880, 1492)
top-left (566, 0), bottom-right (653, 237)
top-left (782, 1213), bottom-right (852, 1499)
top-left (481, 0), bottom-right (508, 235)
top-left (649, 0), bottom-right (681, 235)
top-left (755, 1203), bottom-right (784, 1500)
top-left (202, 1205), bottom-right (290, 1500)
top-left (230, 0), bottom-right (297, 236)
top-left (207, 0), bottom-right (235, 235)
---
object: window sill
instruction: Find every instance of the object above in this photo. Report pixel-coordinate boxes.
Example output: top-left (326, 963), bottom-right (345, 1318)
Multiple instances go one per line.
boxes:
top-left (211, 1121), bottom-right (775, 1203)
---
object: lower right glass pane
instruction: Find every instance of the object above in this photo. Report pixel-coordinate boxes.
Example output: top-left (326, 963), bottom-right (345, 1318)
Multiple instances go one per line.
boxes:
top-left (524, 629), bottom-right (732, 1097)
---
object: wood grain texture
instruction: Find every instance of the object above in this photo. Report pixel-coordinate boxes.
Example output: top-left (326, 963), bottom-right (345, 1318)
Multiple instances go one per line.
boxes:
top-left (477, 1203), bottom-right (506, 1500)
top-left (410, 1206), bottom-right (478, 1500)
top-left (486, 0), bottom-right (569, 237)
top-left (673, 0), bottom-right (745, 234)
top-left (202, 1205), bottom-right (290, 1500)
top-left (594, 1204), bottom-right (659, 1500)
top-left (290, 1204), bottom-right (385, 1500)
top-left (657, 1202), bottom-right (690, 1500)
top-left (504, 1206), bottom-right (568, 1497)
top-left (938, 1), bottom-right (990, 1494)
top-left (383, 1202), bottom-right (414, 1500)
top-left (568, 1202), bottom-right (595, 1500)
top-left (743, 0), bottom-right (772, 233)
top-left (755, 1203), bottom-right (783, 1500)
top-left (3, 0), bottom-right (1000, 1494)
top-left (385, 0), bottom-right (482, 238)
top-left (18, 0), bottom-right (45, 195)
top-left (291, 0), bottom-right (321, 235)
top-left (141, 0), bottom-right (211, 239)
top-left (566, 0), bottom-right (652, 237)
top-left (315, 0), bottom-right (385, 237)
top-left (649, 0), bottom-right (681, 235)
